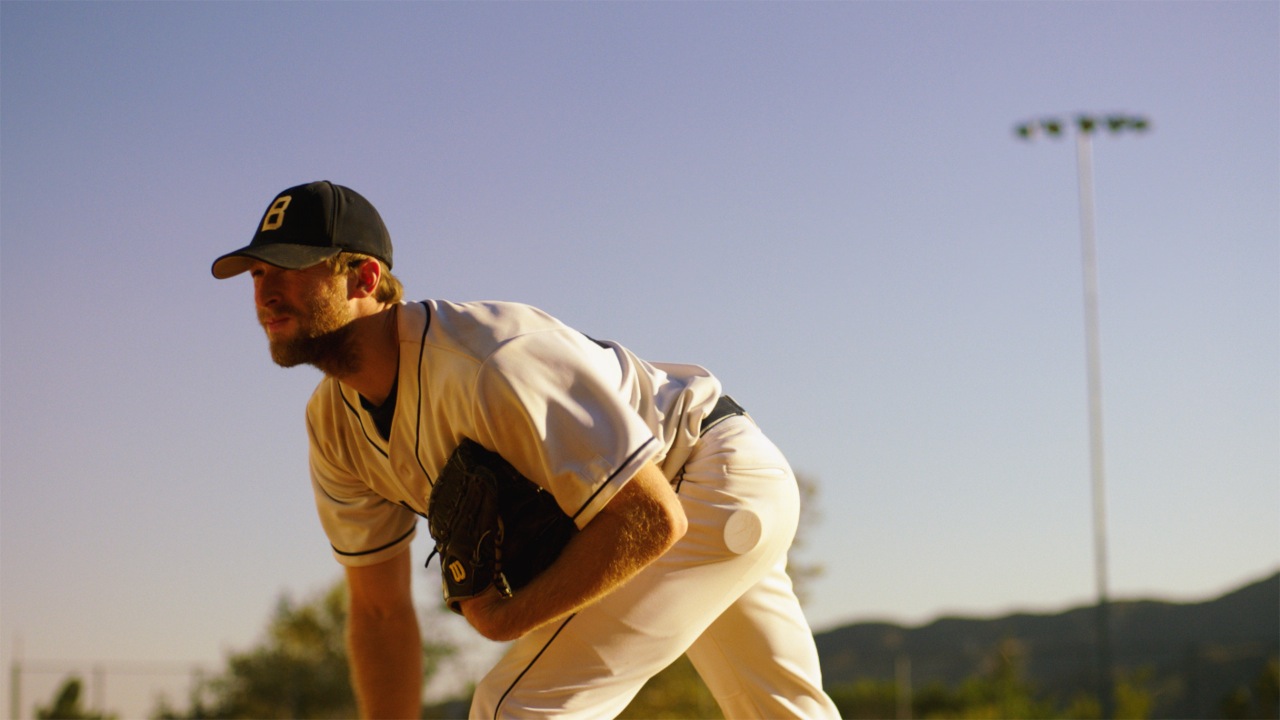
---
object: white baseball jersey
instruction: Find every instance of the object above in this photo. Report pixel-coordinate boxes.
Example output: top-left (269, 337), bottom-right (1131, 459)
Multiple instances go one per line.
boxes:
top-left (306, 299), bottom-right (721, 567)
top-left (305, 299), bottom-right (839, 719)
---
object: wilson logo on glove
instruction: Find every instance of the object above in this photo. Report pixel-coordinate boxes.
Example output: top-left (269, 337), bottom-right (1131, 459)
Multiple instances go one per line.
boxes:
top-left (426, 439), bottom-right (578, 614)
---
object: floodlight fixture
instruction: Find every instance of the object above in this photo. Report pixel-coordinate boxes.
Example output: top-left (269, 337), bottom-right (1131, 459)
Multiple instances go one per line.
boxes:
top-left (1013, 113), bottom-right (1151, 142)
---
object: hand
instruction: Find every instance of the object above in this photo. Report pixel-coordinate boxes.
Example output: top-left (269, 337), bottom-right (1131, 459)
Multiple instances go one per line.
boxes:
top-left (457, 586), bottom-right (521, 642)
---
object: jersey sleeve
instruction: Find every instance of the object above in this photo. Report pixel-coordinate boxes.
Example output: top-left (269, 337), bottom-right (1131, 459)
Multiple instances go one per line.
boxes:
top-left (307, 407), bottom-right (417, 567)
top-left (471, 329), bottom-right (661, 529)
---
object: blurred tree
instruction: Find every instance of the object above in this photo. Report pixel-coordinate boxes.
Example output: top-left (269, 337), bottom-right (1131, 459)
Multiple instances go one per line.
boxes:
top-left (1058, 693), bottom-right (1101, 720)
top-left (200, 582), bottom-right (356, 718)
top-left (826, 678), bottom-right (899, 719)
top-left (943, 639), bottom-right (1058, 719)
top-left (617, 656), bottom-right (720, 719)
top-left (1113, 668), bottom-right (1154, 720)
top-left (36, 676), bottom-right (116, 720)
top-left (824, 635), bottom-right (1085, 712)
top-left (1221, 656), bottom-right (1280, 720)
top-left (825, 638), bottom-right (1122, 720)
top-left (1258, 657), bottom-right (1280, 719)
top-left (152, 579), bottom-right (455, 719)
top-left (787, 472), bottom-right (824, 605)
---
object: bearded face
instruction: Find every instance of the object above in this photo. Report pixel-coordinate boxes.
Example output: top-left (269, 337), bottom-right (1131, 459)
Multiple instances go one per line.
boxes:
top-left (258, 271), bottom-right (360, 376)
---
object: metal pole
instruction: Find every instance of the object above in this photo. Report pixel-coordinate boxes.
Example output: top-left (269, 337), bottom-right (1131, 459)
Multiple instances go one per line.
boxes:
top-left (10, 638), bottom-right (22, 720)
top-left (895, 651), bottom-right (912, 720)
top-left (92, 664), bottom-right (106, 716)
top-left (9, 658), bottom-right (20, 720)
top-left (1075, 130), bottom-right (1115, 720)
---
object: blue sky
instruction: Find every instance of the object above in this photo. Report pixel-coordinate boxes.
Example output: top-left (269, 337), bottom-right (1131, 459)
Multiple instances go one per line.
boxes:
top-left (2, 1), bottom-right (1277, 716)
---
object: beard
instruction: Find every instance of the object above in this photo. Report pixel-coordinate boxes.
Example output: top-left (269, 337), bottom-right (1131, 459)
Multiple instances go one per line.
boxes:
top-left (261, 280), bottom-right (361, 377)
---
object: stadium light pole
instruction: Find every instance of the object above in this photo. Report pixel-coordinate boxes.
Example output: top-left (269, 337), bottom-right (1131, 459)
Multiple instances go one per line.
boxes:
top-left (1014, 112), bottom-right (1150, 720)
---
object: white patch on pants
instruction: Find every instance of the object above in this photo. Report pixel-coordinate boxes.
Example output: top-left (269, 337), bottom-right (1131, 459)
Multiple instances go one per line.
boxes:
top-left (469, 415), bottom-right (840, 719)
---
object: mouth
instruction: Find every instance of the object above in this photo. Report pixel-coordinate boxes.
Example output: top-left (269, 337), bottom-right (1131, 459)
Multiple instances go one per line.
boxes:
top-left (259, 312), bottom-right (295, 336)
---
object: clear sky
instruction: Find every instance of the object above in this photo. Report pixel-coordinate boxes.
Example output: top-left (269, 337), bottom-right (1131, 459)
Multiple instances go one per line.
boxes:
top-left (2, 1), bottom-right (1277, 717)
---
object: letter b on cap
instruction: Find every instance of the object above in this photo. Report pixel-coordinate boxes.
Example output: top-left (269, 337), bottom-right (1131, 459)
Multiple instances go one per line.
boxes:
top-left (261, 196), bottom-right (292, 232)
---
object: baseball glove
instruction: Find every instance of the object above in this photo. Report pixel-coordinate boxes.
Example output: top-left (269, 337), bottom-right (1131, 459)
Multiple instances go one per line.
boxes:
top-left (427, 438), bottom-right (578, 614)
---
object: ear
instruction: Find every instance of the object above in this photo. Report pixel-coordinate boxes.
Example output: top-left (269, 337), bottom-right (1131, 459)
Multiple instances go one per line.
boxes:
top-left (349, 259), bottom-right (382, 299)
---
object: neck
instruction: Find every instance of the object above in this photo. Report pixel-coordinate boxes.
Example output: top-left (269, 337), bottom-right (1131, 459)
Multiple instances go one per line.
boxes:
top-left (325, 302), bottom-right (400, 405)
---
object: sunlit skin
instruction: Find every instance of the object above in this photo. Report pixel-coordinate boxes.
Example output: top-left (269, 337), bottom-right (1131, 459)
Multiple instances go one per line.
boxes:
top-left (246, 258), bottom-right (399, 405)
top-left (251, 261), bottom-right (355, 370)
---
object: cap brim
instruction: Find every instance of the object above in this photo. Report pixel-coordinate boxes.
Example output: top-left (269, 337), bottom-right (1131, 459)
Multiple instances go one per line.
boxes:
top-left (211, 244), bottom-right (342, 279)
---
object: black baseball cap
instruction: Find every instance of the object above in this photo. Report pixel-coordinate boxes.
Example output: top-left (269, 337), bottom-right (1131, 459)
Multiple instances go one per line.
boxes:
top-left (211, 181), bottom-right (393, 279)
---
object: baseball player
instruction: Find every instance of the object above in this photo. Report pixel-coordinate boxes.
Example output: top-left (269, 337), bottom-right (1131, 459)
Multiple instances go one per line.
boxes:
top-left (212, 181), bottom-right (841, 719)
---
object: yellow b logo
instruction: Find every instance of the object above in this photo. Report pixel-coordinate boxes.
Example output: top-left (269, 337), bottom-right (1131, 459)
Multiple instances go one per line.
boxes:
top-left (448, 560), bottom-right (467, 583)
top-left (261, 196), bottom-right (292, 231)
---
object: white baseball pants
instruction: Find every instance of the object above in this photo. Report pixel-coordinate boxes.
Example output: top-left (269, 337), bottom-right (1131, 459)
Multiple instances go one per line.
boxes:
top-left (469, 415), bottom-right (841, 719)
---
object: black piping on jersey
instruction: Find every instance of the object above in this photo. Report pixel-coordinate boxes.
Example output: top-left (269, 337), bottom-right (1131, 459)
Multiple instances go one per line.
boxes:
top-left (578, 331), bottom-right (612, 349)
top-left (331, 303), bottom-right (436, 473)
top-left (569, 436), bottom-right (658, 523)
top-left (411, 301), bottom-right (435, 487)
top-left (399, 500), bottom-right (427, 519)
top-left (339, 391), bottom-right (389, 459)
top-left (331, 526), bottom-right (415, 558)
top-left (391, 301), bottom-right (654, 521)
top-left (492, 613), bottom-right (578, 719)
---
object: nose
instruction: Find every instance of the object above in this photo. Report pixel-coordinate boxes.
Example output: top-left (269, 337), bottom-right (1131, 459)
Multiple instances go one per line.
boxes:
top-left (253, 267), bottom-right (281, 309)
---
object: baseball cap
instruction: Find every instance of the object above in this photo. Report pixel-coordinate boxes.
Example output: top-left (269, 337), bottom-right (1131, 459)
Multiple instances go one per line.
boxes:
top-left (211, 181), bottom-right (393, 279)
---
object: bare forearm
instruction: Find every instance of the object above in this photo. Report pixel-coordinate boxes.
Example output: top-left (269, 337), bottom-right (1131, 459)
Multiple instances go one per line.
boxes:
top-left (463, 462), bottom-right (687, 640)
top-left (347, 605), bottom-right (422, 719)
top-left (509, 501), bottom-right (674, 629)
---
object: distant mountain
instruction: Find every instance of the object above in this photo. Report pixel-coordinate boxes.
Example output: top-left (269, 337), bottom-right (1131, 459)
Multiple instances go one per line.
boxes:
top-left (815, 571), bottom-right (1279, 719)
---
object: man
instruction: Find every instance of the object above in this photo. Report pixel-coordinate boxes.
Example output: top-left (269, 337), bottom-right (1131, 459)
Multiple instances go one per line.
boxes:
top-left (212, 180), bottom-right (840, 719)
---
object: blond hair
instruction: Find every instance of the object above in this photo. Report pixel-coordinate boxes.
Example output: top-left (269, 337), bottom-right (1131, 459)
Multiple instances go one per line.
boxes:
top-left (326, 252), bottom-right (404, 304)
